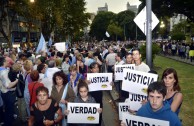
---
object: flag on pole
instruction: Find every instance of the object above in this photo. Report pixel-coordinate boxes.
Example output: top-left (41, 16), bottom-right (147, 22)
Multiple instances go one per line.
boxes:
top-left (36, 33), bottom-right (46, 54)
top-left (17, 47), bottom-right (21, 53)
top-left (48, 36), bottom-right (52, 46)
top-left (105, 31), bottom-right (110, 37)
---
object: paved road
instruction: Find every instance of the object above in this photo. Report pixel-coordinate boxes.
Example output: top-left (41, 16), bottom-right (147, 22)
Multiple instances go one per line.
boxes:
top-left (102, 90), bottom-right (119, 126)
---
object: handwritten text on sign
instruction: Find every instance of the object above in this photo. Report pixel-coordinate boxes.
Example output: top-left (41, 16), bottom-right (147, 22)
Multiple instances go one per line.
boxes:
top-left (122, 69), bottom-right (158, 95)
top-left (114, 64), bottom-right (135, 80)
top-left (67, 103), bottom-right (100, 124)
top-left (122, 113), bottom-right (169, 126)
top-left (87, 73), bottom-right (112, 92)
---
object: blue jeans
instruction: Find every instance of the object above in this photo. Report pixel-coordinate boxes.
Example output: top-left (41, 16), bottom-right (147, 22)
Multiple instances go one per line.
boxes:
top-left (1, 91), bottom-right (16, 126)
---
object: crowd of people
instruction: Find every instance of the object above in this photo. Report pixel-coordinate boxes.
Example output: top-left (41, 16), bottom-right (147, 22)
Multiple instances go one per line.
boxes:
top-left (0, 41), bottom-right (183, 126)
top-left (161, 42), bottom-right (194, 62)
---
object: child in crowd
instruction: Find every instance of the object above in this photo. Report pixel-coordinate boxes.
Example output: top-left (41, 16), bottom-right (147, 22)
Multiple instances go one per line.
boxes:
top-left (65, 79), bottom-right (102, 126)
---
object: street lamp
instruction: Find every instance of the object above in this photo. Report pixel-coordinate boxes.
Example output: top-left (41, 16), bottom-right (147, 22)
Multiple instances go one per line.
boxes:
top-left (160, 21), bottom-right (165, 28)
top-left (30, 0), bottom-right (35, 3)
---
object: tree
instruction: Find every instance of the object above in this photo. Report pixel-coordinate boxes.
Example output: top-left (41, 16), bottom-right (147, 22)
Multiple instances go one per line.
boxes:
top-left (114, 10), bottom-right (136, 40)
top-left (107, 23), bottom-right (122, 41)
top-left (0, 0), bottom-right (89, 47)
top-left (139, 0), bottom-right (194, 22)
top-left (89, 11), bottom-right (116, 41)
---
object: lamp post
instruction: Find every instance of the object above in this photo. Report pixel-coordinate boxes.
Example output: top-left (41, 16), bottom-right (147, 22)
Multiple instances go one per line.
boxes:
top-left (30, 0), bottom-right (35, 3)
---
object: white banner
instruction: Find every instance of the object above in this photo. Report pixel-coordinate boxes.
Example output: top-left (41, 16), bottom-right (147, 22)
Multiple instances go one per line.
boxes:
top-left (122, 69), bottom-right (158, 96)
top-left (67, 103), bottom-right (100, 124)
top-left (125, 93), bottom-right (148, 111)
top-left (118, 103), bottom-right (131, 120)
top-left (122, 113), bottom-right (169, 126)
top-left (87, 73), bottom-right (112, 92)
top-left (54, 42), bottom-right (66, 52)
top-left (114, 64), bottom-right (135, 80)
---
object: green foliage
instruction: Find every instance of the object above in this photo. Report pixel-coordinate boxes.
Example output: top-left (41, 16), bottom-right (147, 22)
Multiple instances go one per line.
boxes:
top-left (107, 23), bottom-right (122, 41)
top-left (139, 43), bottom-right (161, 61)
top-left (171, 33), bottom-right (186, 41)
top-left (89, 11), bottom-right (116, 41)
top-left (139, 0), bottom-right (194, 22)
top-left (114, 10), bottom-right (136, 40)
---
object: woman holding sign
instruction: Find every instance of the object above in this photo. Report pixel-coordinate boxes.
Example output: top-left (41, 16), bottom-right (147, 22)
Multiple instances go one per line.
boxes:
top-left (161, 68), bottom-right (183, 115)
top-left (65, 79), bottom-right (102, 126)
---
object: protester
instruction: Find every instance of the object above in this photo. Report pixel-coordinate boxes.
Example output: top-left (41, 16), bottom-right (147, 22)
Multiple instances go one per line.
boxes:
top-left (88, 62), bottom-right (103, 126)
top-left (28, 86), bottom-right (63, 126)
top-left (114, 52), bottom-right (125, 102)
top-left (65, 79), bottom-right (102, 126)
top-left (68, 65), bottom-right (84, 95)
top-left (106, 46), bottom-right (116, 73)
top-left (37, 63), bottom-right (47, 80)
top-left (0, 91), bottom-right (3, 125)
top-left (51, 71), bottom-right (75, 104)
top-left (23, 60), bottom-right (33, 117)
top-left (0, 56), bottom-right (18, 126)
top-left (121, 82), bottom-right (181, 126)
top-left (161, 68), bottom-right (183, 115)
top-left (28, 70), bottom-right (44, 107)
top-left (61, 54), bottom-right (71, 75)
top-left (51, 71), bottom-right (75, 126)
top-left (132, 47), bottom-right (150, 72)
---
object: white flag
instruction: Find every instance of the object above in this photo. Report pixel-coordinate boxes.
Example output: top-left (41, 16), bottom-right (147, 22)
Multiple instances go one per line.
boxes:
top-left (105, 31), bottom-right (110, 37)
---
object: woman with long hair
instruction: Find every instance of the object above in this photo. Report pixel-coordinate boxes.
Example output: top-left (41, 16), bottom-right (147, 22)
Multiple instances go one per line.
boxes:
top-left (161, 68), bottom-right (183, 115)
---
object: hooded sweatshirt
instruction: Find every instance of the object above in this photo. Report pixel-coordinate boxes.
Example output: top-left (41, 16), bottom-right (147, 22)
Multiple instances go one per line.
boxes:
top-left (137, 101), bottom-right (181, 126)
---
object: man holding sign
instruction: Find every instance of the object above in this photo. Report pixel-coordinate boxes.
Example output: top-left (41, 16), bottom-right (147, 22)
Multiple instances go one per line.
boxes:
top-left (121, 81), bottom-right (181, 126)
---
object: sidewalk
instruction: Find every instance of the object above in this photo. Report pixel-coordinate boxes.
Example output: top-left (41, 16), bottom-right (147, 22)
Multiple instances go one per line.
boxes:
top-left (161, 55), bottom-right (194, 66)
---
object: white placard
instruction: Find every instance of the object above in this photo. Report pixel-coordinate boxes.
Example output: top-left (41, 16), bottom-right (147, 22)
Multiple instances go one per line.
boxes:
top-left (114, 64), bottom-right (135, 80)
top-left (118, 103), bottom-right (131, 120)
top-left (122, 69), bottom-right (158, 95)
top-left (54, 42), bottom-right (66, 52)
top-left (122, 113), bottom-right (169, 126)
top-left (125, 93), bottom-right (148, 111)
top-left (67, 103), bottom-right (100, 124)
top-left (87, 73), bottom-right (112, 92)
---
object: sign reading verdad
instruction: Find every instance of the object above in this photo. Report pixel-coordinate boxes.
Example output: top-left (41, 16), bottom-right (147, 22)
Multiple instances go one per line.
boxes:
top-left (67, 103), bottom-right (100, 124)
top-left (122, 113), bottom-right (169, 126)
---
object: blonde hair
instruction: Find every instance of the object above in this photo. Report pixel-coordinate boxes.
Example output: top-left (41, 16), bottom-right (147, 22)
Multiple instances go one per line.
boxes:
top-left (23, 60), bottom-right (33, 71)
top-left (69, 65), bottom-right (77, 72)
top-left (88, 51), bottom-right (93, 58)
top-left (76, 53), bottom-right (82, 61)
top-left (55, 58), bottom-right (62, 67)
top-left (11, 63), bottom-right (22, 72)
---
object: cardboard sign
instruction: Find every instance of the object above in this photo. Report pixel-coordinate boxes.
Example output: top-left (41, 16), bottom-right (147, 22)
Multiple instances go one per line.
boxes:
top-left (67, 103), bottom-right (100, 124)
top-left (87, 73), bottom-right (112, 92)
top-left (122, 69), bottom-right (158, 96)
top-left (122, 113), bottom-right (169, 126)
top-left (114, 64), bottom-right (135, 80)
top-left (125, 93), bottom-right (148, 111)
top-left (118, 103), bottom-right (131, 120)
top-left (54, 42), bottom-right (66, 52)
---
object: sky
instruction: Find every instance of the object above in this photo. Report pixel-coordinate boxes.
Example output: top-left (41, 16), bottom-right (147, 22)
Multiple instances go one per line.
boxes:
top-left (85, 0), bottom-right (142, 13)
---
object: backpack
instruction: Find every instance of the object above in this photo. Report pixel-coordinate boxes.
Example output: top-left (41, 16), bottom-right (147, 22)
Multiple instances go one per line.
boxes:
top-left (16, 73), bottom-right (28, 98)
